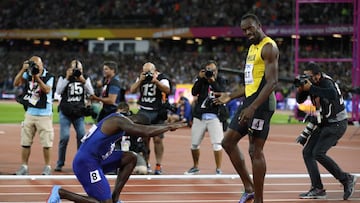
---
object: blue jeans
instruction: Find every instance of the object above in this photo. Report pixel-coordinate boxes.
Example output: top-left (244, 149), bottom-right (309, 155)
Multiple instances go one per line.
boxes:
top-left (56, 111), bottom-right (85, 168)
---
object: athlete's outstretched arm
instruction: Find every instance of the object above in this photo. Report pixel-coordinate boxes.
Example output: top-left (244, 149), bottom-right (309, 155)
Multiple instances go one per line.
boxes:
top-left (101, 115), bottom-right (186, 137)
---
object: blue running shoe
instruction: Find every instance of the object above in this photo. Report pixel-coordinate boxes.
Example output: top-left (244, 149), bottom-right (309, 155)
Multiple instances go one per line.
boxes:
top-left (47, 185), bottom-right (61, 203)
top-left (239, 192), bottom-right (254, 203)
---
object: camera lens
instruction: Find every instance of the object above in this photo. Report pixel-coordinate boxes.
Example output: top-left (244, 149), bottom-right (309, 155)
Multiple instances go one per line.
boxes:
top-left (27, 61), bottom-right (39, 75)
top-left (31, 67), bottom-right (39, 75)
top-left (144, 72), bottom-right (153, 82)
top-left (73, 68), bottom-right (81, 77)
top-left (205, 70), bottom-right (213, 78)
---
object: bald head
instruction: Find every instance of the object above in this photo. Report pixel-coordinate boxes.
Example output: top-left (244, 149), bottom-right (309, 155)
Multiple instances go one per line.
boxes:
top-left (29, 55), bottom-right (44, 73)
top-left (142, 62), bottom-right (156, 73)
top-left (30, 56), bottom-right (42, 66)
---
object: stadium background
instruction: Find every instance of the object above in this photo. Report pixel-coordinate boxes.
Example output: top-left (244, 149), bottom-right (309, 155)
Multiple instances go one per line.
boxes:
top-left (0, 1), bottom-right (359, 202)
top-left (0, 0), bottom-right (358, 121)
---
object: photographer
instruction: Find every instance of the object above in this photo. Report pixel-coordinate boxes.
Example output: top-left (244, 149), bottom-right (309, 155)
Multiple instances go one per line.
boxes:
top-left (129, 62), bottom-right (171, 175)
top-left (54, 60), bottom-right (95, 172)
top-left (13, 56), bottom-right (55, 175)
top-left (295, 62), bottom-right (357, 200)
top-left (91, 61), bottom-right (123, 122)
top-left (184, 60), bottom-right (226, 175)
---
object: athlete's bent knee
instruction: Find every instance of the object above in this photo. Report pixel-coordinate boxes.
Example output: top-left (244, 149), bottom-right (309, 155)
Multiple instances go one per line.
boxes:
top-left (221, 137), bottom-right (232, 150)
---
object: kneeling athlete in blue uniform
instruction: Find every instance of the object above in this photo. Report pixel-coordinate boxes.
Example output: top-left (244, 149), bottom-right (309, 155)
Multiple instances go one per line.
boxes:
top-left (47, 112), bottom-right (185, 203)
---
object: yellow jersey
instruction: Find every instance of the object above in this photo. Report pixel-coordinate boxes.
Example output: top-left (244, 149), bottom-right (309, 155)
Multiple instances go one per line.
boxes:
top-left (244, 36), bottom-right (277, 97)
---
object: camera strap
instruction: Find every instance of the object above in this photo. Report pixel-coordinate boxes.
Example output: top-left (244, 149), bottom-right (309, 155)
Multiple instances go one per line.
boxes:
top-left (29, 77), bottom-right (37, 92)
top-left (101, 78), bottom-right (111, 97)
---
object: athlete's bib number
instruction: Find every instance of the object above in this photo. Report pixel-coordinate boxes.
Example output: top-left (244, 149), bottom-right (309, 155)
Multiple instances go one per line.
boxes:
top-left (244, 64), bottom-right (254, 84)
top-left (251, 118), bottom-right (264, 131)
top-left (90, 169), bottom-right (102, 183)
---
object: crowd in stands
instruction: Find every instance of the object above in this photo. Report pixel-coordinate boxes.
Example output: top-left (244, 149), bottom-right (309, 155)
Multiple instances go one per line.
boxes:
top-left (0, 0), bottom-right (353, 29)
top-left (0, 0), bottom-right (354, 102)
top-left (0, 39), bottom-right (245, 95)
top-left (0, 37), bottom-right (353, 101)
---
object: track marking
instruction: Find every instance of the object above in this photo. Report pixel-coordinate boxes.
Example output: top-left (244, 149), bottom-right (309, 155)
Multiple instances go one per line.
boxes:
top-left (0, 182), bottom-right (345, 188)
top-left (1, 173), bottom-right (359, 180)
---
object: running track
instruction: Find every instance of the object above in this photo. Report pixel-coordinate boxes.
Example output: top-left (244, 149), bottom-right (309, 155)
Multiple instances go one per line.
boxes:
top-left (0, 123), bottom-right (359, 202)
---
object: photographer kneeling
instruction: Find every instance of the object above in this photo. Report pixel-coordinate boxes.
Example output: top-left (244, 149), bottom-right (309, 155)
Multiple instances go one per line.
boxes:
top-left (54, 60), bottom-right (96, 172)
top-left (295, 62), bottom-right (357, 200)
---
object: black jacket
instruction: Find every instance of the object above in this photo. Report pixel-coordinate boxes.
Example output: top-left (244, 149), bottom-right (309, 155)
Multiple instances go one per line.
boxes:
top-left (191, 76), bottom-right (226, 119)
top-left (296, 73), bottom-right (346, 124)
top-left (138, 73), bottom-right (171, 110)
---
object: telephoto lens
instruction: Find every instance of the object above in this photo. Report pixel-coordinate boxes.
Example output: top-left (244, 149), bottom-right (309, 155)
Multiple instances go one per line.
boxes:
top-left (301, 122), bottom-right (317, 138)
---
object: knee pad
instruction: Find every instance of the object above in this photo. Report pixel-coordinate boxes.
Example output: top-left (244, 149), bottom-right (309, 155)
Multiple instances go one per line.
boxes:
top-left (213, 143), bottom-right (222, 151)
top-left (191, 144), bottom-right (199, 150)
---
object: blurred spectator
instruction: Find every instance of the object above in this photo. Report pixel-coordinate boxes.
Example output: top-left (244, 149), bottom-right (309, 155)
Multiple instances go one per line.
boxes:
top-left (167, 93), bottom-right (193, 127)
top-left (0, 37), bottom-right (353, 100)
top-left (0, 1), bottom-right (352, 29)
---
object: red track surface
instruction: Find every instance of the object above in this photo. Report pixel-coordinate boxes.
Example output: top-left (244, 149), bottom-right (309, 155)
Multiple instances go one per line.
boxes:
top-left (0, 123), bottom-right (359, 202)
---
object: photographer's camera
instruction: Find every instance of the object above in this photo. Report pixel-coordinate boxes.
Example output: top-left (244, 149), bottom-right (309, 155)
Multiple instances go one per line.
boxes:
top-left (205, 69), bottom-right (214, 79)
top-left (73, 68), bottom-right (82, 77)
top-left (144, 71), bottom-right (153, 82)
top-left (293, 74), bottom-right (310, 87)
top-left (27, 61), bottom-right (39, 76)
top-left (296, 122), bottom-right (317, 146)
top-left (82, 106), bottom-right (97, 118)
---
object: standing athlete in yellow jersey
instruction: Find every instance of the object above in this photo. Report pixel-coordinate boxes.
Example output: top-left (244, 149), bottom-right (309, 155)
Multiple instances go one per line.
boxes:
top-left (215, 13), bottom-right (279, 203)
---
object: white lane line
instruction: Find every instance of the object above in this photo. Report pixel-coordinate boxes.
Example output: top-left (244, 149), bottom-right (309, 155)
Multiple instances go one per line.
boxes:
top-left (0, 189), bottom-right (353, 195)
top-left (1, 173), bottom-right (359, 180)
top-left (0, 182), bottom-right (344, 188)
